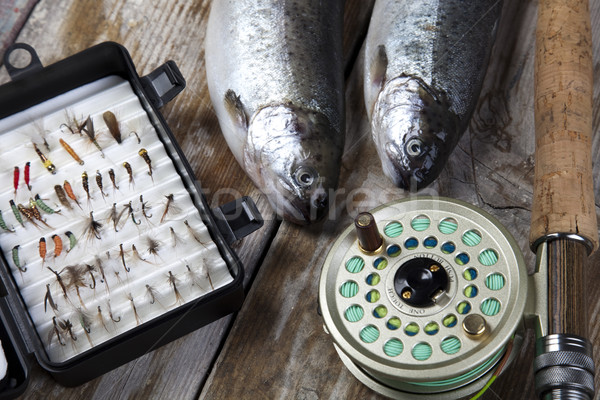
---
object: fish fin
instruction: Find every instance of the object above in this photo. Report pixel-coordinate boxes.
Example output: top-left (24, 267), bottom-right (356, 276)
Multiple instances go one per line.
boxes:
top-left (370, 45), bottom-right (388, 91)
top-left (224, 89), bottom-right (249, 130)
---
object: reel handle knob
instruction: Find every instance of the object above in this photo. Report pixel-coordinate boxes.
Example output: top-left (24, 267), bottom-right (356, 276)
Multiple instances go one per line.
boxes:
top-left (355, 212), bottom-right (383, 254)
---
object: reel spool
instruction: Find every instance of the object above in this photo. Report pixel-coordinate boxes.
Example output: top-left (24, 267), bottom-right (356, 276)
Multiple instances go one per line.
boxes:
top-left (319, 197), bottom-right (528, 399)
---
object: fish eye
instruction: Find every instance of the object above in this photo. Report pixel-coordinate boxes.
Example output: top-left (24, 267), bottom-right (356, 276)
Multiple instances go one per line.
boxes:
top-left (406, 138), bottom-right (424, 157)
top-left (293, 166), bottom-right (316, 187)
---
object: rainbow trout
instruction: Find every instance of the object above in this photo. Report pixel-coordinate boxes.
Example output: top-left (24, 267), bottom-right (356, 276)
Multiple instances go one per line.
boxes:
top-left (364, 0), bottom-right (502, 189)
top-left (205, 0), bottom-right (344, 224)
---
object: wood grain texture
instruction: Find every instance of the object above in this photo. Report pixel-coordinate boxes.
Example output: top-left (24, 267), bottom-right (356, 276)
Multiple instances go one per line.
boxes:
top-left (530, 0), bottom-right (598, 249)
top-left (0, 0), bottom-right (38, 58)
top-left (0, 0), bottom-right (599, 399)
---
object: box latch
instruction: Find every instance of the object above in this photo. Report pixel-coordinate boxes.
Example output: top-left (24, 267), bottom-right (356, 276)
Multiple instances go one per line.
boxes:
top-left (212, 197), bottom-right (264, 245)
top-left (140, 60), bottom-right (186, 109)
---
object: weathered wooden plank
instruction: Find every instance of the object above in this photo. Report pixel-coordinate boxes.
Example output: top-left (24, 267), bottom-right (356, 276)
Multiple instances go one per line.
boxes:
top-left (201, 0), bottom-right (600, 399)
top-left (0, 0), bottom-right (375, 399)
top-left (0, 0), bottom-right (38, 58)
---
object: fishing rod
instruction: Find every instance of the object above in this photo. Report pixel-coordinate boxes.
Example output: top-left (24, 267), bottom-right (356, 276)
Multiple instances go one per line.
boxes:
top-left (530, 0), bottom-right (597, 398)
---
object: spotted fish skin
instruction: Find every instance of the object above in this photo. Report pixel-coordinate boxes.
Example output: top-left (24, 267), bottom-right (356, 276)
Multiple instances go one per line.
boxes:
top-left (205, 0), bottom-right (344, 224)
top-left (364, 0), bottom-right (502, 190)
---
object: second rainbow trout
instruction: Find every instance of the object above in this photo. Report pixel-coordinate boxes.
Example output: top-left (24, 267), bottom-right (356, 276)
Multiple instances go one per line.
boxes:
top-left (364, 0), bottom-right (503, 189)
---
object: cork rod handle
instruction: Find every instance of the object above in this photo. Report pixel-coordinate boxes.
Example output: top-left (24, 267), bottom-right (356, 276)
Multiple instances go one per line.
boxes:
top-left (530, 0), bottom-right (598, 251)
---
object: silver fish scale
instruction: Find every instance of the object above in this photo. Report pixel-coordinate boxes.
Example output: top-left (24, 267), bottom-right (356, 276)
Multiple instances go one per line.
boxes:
top-left (366, 0), bottom-right (502, 121)
top-left (206, 0), bottom-right (343, 136)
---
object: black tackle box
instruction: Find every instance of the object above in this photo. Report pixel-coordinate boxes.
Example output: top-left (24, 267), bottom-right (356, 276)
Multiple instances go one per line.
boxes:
top-left (0, 42), bottom-right (263, 398)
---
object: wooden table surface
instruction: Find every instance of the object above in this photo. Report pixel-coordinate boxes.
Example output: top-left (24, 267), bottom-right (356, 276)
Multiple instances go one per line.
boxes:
top-left (1, 0), bottom-right (600, 399)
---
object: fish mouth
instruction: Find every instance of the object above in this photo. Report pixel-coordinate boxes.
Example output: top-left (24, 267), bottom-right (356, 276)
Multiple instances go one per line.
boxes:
top-left (245, 103), bottom-right (342, 225)
top-left (265, 185), bottom-right (330, 225)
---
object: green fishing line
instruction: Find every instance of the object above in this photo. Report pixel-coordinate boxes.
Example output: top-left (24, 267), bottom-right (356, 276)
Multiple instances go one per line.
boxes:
top-left (340, 281), bottom-right (358, 298)
top-left (480, 299), bottom-right (501, 316)
top-left (440, 336), bottom-right (461, 355)
top-left (383, 339), bottom-right (404, 357)
top-left (438, 219), bottom-right (458, 234)
top-left (384, 221), bottom-right (403, 237)
top-left (462, 230), bottom-right (482, 246)
top-left (412, 343), bottom-right (432, 361)
top-left (479, 249), bottom-right (498, 266)
top-left (411, 216), bottom-right (430, 231)
top-left (485, 273), bottom-right (505, 290)
top-left (345, 256), bottom-right (364, 273)
top-left (344, 305), bottom-right (364, 322)
top-left (360, 325), bottom-right (379, 343)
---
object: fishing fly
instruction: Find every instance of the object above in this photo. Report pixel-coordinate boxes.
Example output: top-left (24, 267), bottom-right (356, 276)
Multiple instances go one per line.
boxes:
top-left (108, 203), bottom-right (119, 232)
top-left (185, 264), bottom-right (204, 288)
top-left (24, 201), bottom-right (52, 228)
top-left (85, 211), bottom-right (103, 241)
top-left (24, 161), bottom-right (31, 190)
top-left (82, 171), bottom-right (92, 203)
top-left (95, 170), bottom-right (107, 201)
top-left (146, 237), bottom-right (161, 258)
top-left (145, 284), bottom-right (160, 305)
top-left (127, 293), bottom-right (142, 325)
top-left (75, 307), bottom-right (93, 347)
top-left (167, 271), bottom-right (184, 305)
top-left (119, 201), bottom-right (141, 226)
top-left (13, 166), bottom-right (19, 195)
top-left (140, 195), bottom-right (152, 222)
top-left (60, 109), bottom-right (85, 135)
top-left (81, 115), bottom-right (105, 157)
top-left (54, 185), bottom-right (73, 210)
top-left (63, 180), bottom-right (82, 210)
top-left (103, 110), bottom-right (122, 144)
top-left (184, 220), bottom-right (207, 246)
top-left (44, 284), bottom-right (58, 313)
top-left (107, 299), bottom-right (121, 323)
top-left (64, 265), bottom-right (87, 307)
top-left (51, 316), bottom-right (66, 346)
top-left (47, 267), bottom-right (69, 300)
top-left (96, 306), bottom-right (109, 332)
top-left (15, 203), bottom-right (39, 229)
top-left (59, 138), bottom-right (84, 165)
top-left (108, 168), bottom-right (119, 191)
top-left (65, 231), bottom-right (77, 253)
top-left (138, 148), bottom-right (154, 181)
top-left (34, 194), bottom-right (60, 214)
top-left (0, 210), bottom-right (15, 232)
top-left (52, 234), bottom-right (63, 258)
top-left (132, 244), bottom-right (151, 264)
top-left (39, 237), bottom-right (47, 265)
top-left (200, 259), bottom-right (214, 290)
top-left (91, 272), bottom-right (106, 297)
top-left (9, 200), bottom-right (24, 227)
top-left (170, 226), bottom-right (182, 247)
top-left (119, 243), bottom-right (130, 272)
top-left (123, 161), bottom-right (134, 186)
top-left (33, 142), bottom-right (56, 174)
top-left (160, 194), bottom-right (182, 224)
top-left (94, 256), bottom-right (109, 293)
top-left (12, 245), bottom-right (26, 272)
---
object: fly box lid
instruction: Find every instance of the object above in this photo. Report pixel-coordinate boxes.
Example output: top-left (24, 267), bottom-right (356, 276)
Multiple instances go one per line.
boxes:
top-left (0, 42), bottom-right (263, 397)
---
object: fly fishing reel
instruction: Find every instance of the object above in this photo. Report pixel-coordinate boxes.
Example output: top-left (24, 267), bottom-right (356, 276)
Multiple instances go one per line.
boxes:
top-left (319, 197), bottom-right (529, 399)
